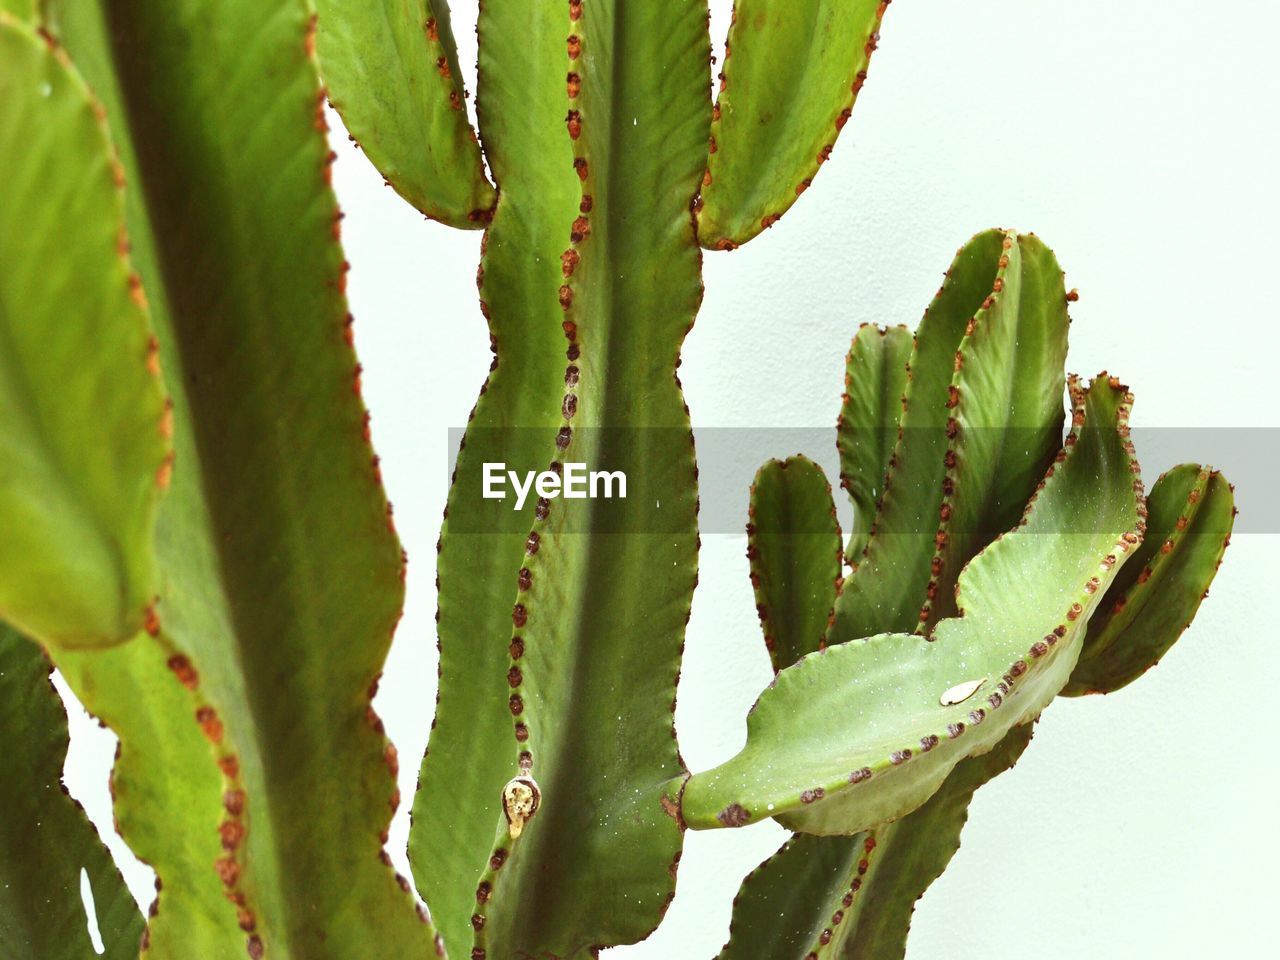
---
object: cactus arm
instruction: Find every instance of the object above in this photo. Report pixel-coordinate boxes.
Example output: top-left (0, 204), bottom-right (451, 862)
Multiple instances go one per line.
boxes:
top-left (717, 830), bottom-right (877, 960)
top-left (716, 724), bottom-right (1032, 960)
top-left (832, 230), bottom-right (1009, 641)
top-left (0, 626), bottom-right (145, 960)
top-left (828, 725), bottom-right (1031, 958)
top-left (683, 377), bottom-right (1143, 834)
top-left (313, 0), bottom-right (495, 226)
top-left (730, 343), bottom-right (1052, 955)
top-left (833, 230), bottom-right (1069, 642)
top-left (837, 324), bottom-right (912, 565)
top-left (52, 638), bottom-right (246, 958)
top-left (919, 233), bottom-right (1069, 629)
top-left (1, 0), bottom-right (32, 18)
top-left (405, 1), bottom-right (579, 954)
top-left (749, 457), bottom-right (842, 672)
top-left (0, 15), bottom-right (168, 650)
top-left (1064, 464), bottom-right (1235, 696)
top-left (698, 0), bottom-right (890, 249)
top-left (32, 2), bottom-right (439, 956)
top-left (470, 2), bottom-right (709, 956)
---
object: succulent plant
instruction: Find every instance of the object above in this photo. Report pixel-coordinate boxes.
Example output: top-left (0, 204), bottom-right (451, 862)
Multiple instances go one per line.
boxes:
top-left (682, 231), bottom-right (1235, 957)
top-left (0, 3), bottom-right (1233, 960)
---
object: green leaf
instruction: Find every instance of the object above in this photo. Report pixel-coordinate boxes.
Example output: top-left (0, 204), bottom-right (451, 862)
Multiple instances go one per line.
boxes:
top-left (698, 0), bottom-right (890, 248)
top-left (406, 0), bottom-right (580, 954)
top-left (0, 626), bottom-right (145, 960)
top-left (314, 0), bottom-right (495, 227)
top-left (749, 456), bottom-right (842, 671)
top-left (716, 725), bottom-right (1032, 960)
top-left (38, 2), bottom-right (437, 955)
top-left (471, 2), bottom-right (710, 956)
top-left (0, 15), bottom-right (168, 649)
top-left (837, 324), bottom-right (912, 565)
top-left (1065, 464), bottom-right (1235, 696)
top-left (832, 230), bottom-right (1068, 644)
top-left (683, 377), bottom-right (1143, 835)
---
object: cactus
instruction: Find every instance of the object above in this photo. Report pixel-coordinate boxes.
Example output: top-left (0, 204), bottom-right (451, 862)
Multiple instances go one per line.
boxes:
top-left (683, 231), bottom-right (1235, 956)
top-left (0, 4), bottom-right (1234, 960)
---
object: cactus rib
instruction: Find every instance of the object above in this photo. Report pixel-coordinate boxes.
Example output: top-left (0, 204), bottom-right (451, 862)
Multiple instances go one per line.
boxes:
top-left (918, 232), bottom-right (1069, 630)
top-left (406, 0), bottom-right (579, 953)
top-left (832, 230), bottom-right (1069, 645)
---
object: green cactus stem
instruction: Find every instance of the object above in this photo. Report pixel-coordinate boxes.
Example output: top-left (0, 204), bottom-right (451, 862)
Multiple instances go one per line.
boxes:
top-left (717, 724), bottom-right (1032, 960)
top-left (832, 230), bottom-right (1069, 645)
top-left (412, 2), bottom-right (709, 956)
top-left (0, 4), bottom-right (1241, 959)
top-left (0, 625), bottom-right (145, 959)
top-left (730, 380), bottom-right (1048, 960)
top-left (698, 0), bottom-right (892, 248)
top-left (1065, 463), bottom-right (1235, 695)
top-left (0, 15), bottom-right (168, 650)
top-left (21, 2), bottom-right (439, 956)
top-left (837, 324), bottom-right (913, 566)
top-left (313, 0), bottom-right (495, 226)
top-left (683, 375), bottom-right (1146, 834)
top-left (707, 227), bottom-right (1235, 956)
top-left (748, 457), bottom-right (843, 671)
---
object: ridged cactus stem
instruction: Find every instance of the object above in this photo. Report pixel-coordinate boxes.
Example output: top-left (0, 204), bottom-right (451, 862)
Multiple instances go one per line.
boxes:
top-left (412, 2), bottom-right (706, 956)
top-left (12, 3), bottom-right (440, 956)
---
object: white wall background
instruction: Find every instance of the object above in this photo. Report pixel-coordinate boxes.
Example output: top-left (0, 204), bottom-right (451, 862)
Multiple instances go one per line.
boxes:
top-left (61, 1), bottom-right (1279, 957)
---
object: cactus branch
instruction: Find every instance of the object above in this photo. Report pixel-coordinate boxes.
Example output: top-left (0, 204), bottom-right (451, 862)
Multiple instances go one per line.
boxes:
top-left (470, 2), bottom-right (708, 955)
top-left (717, 724), bottom-right (1032, 960)
top-left (682, 377), bottom-right (1145, 834)
top-left (1065, 464), bottom-right (1235, 695)
top-left (0, 626), bottom-right (145, 959)
top-left (832, 230), bottom-right (1069, 645)
top-left (838, 323), bottom-right (912, 566)
top-left (918, 233), bottom-right (1069, 630)
top-left (0, 14), bottom-right (168, 650)
top-left (314, 0), bottom-right (496, 226)
top-left (748, 456), bottom-right (843, 672)
top-left (698, 0), bottom-right (892, 248)
top-left (406, 1), bottom-right (580, 954)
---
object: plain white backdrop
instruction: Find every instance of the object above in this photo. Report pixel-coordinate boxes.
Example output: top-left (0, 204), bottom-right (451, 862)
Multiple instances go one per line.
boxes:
top-left (60, 1), bottom-right (1278, 957)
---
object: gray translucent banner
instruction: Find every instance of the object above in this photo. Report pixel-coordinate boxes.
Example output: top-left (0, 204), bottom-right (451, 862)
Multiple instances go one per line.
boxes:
top-left (444, 427), bottom-right (1273, 534)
